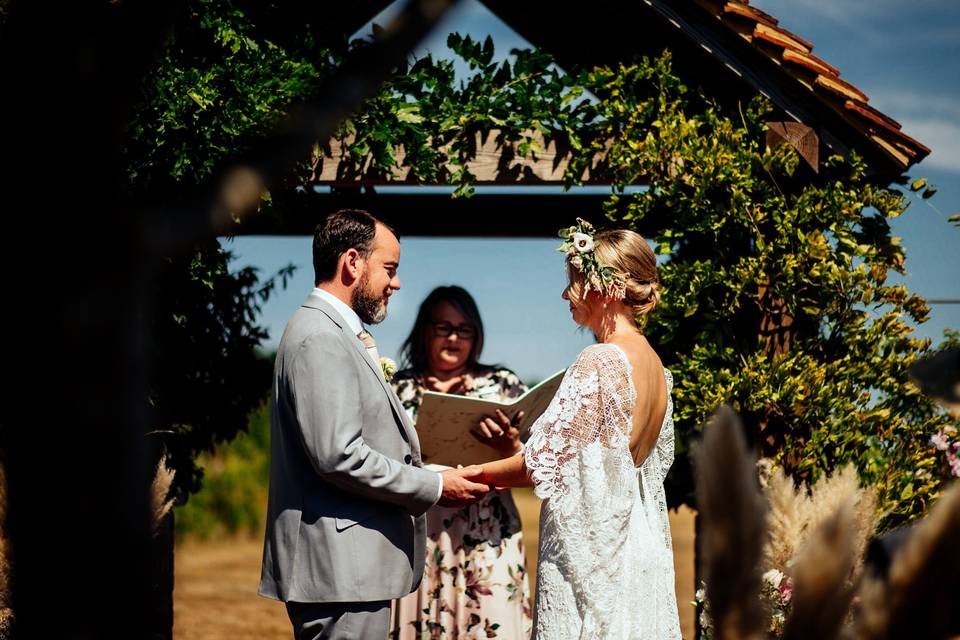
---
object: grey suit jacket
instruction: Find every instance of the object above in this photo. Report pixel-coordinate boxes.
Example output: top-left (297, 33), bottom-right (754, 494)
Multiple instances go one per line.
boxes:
top-left (259, 292), bottom-right (439, 603)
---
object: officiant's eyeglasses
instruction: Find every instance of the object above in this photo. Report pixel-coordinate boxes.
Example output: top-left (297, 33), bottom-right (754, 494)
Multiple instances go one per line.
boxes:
top-left (431, 322), bottom-right (476, 339)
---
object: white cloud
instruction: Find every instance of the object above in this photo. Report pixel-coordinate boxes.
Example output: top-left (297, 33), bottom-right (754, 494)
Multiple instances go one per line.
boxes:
top-left (869, 91), bottom-right (960, 122)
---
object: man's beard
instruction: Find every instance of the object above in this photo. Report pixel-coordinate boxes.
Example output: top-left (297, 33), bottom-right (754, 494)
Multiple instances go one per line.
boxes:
top-left (352, 273), bottom-right (388, 325)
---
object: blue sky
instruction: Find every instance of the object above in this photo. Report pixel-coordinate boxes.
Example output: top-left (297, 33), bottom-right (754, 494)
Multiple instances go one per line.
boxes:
top-left (219, 0), bottom-right (959, 383)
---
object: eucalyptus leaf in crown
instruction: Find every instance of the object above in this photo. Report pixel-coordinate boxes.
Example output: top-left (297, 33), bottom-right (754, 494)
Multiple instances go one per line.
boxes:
top-left (558, 218), bottom-right (627, 300)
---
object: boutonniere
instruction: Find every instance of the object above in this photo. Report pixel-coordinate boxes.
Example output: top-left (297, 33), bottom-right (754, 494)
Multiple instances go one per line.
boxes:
top-left (380, 357), bottom-right (398, 382)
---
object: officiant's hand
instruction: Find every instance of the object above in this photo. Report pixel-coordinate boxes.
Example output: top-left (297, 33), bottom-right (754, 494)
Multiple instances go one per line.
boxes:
top-left (471, 409), bottom-right (523, 455)
top-left (438, 465), bottom-right (490, 507)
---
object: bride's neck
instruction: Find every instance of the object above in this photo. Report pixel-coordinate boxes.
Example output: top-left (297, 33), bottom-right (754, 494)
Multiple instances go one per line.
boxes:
top-left (593, 307), bottom-right (640, 343)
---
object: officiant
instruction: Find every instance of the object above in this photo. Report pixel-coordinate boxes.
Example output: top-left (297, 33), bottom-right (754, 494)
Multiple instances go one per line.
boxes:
top-left (388, 285), bottom-right (533, 639)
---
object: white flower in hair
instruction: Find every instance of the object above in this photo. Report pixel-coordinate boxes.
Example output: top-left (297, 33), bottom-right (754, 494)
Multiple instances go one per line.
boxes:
top-left (572, 232), bottom-right (594, 253)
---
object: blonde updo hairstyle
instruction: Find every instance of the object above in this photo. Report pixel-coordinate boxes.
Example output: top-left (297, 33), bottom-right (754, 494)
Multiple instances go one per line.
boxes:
top-left (566, 228), bottom-right (661, 324)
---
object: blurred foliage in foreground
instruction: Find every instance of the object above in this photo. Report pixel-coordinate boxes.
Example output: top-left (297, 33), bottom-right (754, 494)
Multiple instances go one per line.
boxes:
top-left (174, 399), bottom-right (271, 540)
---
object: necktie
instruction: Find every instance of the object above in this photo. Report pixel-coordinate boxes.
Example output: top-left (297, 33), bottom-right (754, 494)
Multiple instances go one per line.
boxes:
top-left (357, 329), bottom-right (380, 365)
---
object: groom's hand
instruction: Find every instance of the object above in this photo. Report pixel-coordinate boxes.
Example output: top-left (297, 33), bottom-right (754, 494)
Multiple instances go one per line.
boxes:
top-left (437, 465), bottom-right (490, 507)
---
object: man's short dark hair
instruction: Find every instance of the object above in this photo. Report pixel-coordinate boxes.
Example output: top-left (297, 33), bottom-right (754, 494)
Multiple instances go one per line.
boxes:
top-left (313, 209), bottom-right (396, 285)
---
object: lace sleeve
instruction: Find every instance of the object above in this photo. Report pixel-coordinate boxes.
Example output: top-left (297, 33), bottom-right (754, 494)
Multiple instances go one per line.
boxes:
top-left (524, 344), bottom-right (632, 500)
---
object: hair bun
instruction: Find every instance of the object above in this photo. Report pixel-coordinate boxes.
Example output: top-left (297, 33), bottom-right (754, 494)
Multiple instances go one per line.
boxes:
top-left (628, 279), bottom-right (660, 316)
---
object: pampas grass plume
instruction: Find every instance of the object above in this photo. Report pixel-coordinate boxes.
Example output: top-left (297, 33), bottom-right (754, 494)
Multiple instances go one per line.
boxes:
top-left (151, 459), bottom-right (176, 535)
top-left (695, 405), bottom-right (768, 640)
top-left (764, 464), bottom-right (878, 578)
top-left (855, 481), bottom-right (960, 640)
top-left (782, 502), bottom-right (856, 640)
top-left (764, 467), bottom-right (809, 571)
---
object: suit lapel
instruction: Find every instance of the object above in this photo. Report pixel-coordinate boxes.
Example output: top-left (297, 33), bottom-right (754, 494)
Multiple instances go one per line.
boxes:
top-left (345, 336), bottom-right (421, 450)
top-left (304, 293), bottom-right (420, 450)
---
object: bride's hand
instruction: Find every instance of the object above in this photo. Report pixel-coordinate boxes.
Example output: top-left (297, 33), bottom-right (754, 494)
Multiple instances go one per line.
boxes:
top-left (471, 409), bottom-right (523, 455)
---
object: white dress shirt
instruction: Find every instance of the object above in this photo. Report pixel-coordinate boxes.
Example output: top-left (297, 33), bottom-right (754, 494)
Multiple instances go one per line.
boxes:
top-left (312, 287), bottom-right (443, 504)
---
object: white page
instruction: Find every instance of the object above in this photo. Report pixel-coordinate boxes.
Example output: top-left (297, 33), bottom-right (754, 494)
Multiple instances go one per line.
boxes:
top-left (414, 368), bottom-right (567, 466)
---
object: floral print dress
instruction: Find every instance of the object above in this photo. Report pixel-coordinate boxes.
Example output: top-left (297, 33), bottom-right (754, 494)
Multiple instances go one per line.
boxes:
top-left (389, 366), bottom-right (534, 640)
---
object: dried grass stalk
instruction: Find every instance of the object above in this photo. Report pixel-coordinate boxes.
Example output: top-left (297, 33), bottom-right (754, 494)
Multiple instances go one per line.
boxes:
top-left (782, 503), bottom-right (856, 640)
top-left (764, 464), bottom-right (878, 578)
top-left (695, 405), bottom-right (769, 640)
top-left (764, 467), bottom-right (809, 571)
top-left (807, 466), bottom-right (878, 576)
top-left (150, 459), bottom-right (176, 535)
top-left (855, 481), bottom-right (960, 640)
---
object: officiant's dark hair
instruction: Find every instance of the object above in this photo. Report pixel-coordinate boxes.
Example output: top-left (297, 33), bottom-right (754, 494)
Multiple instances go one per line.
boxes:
top-left (400, 286), bottom-right (485, 372)
top-left (313, 209), bottom-right (398, 284)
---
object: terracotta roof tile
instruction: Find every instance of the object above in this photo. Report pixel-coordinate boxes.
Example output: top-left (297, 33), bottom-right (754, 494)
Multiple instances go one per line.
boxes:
top-left (814, 74), bottom-right (869, 103)
top-left (870, 119), bottom-right (930, 155)
top-left (758, 22), bottom-right (814, 50)
top-left (722, 2), bottom-right (778, 27)
top-left (702, 0), bottom-right (930, 169)
top-left (845, 100), bottom-right (901, 131)
top-left (753, 22), bottom-right (811, 53)
top-left (782, 49), bottom-right (840, 78)
top-left (870, 135), bottom-right (913, 166)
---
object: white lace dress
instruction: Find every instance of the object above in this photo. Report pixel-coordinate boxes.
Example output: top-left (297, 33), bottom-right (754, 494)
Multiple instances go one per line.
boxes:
top-left (525, 343), bottom-right (681, 639)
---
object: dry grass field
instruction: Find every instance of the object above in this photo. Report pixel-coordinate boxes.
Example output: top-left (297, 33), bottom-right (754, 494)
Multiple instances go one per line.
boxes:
top-left (174, 489), bottom-right (696, 639)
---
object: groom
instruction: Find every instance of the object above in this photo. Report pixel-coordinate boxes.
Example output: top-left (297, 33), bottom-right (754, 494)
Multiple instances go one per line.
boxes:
top-left (259, 209), bottom-right (491, 638)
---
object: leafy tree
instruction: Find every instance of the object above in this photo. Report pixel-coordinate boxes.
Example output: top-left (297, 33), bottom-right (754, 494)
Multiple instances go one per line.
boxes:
top-left (331, 39), bottom-right (959, 526)
top-left (125, 0), bottom-right (337, 501)
top-left (580, 57), bottom-right (958, 524)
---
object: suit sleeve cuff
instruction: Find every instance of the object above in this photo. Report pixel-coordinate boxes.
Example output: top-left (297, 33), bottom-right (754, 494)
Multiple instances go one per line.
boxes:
top-left (434, 472), bottom-right (443, 504)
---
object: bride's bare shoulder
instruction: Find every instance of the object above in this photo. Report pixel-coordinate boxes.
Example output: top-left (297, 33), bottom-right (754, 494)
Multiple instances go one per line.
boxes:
top-left (609, 337), bottom-right (666, 382)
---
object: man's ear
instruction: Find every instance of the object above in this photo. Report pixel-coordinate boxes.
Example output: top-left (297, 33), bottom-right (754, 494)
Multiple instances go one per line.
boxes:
top-left (341, 248), bottom-right (364, 283)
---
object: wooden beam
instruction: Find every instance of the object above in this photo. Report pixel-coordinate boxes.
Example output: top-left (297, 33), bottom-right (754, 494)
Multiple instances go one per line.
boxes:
top-left (226, 188), bottom-right (643, 238)
top-left (309, 129), bottom-right (611, 186)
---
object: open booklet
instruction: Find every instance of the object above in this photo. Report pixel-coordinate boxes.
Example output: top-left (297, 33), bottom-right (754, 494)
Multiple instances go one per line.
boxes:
top-left (414, 368), bottom-right (567, 467)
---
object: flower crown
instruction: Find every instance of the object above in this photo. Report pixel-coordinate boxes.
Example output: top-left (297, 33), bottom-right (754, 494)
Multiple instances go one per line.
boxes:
top-left (558, 218), bottom-right (627, 301)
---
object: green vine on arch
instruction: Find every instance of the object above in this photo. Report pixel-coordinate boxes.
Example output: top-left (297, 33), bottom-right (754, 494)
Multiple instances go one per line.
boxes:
top-left (338, 35), bottom-right (959, 527)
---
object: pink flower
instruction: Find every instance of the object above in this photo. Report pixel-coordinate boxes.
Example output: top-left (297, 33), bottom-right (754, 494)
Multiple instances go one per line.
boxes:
top-left (778, 576), bottom-right (794, 604)
top-left (931, 433), bottom-right (951, 451)
top-left (947, 450), bottom-right (960, 478)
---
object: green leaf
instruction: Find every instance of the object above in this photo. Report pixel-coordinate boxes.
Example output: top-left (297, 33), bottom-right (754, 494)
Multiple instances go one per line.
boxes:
top-left (394, 104), bottom-right (424, 124)
top-left (481, 35), bottom-right (494, 65)
top-left (561, 86), bottom-right (584, 106)
top-left (187, 92), bottom-right (209, 109)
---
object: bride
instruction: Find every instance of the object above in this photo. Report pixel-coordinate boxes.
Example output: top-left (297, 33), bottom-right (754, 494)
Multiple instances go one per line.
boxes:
top-left (478, 219), bottom-right (681, 639)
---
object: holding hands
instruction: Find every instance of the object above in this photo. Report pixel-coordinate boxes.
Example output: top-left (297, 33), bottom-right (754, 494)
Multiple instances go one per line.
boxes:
top-left (438, 410), bottom-right (523, 508)
top-left (438, 465), bottom-right (491, 507)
